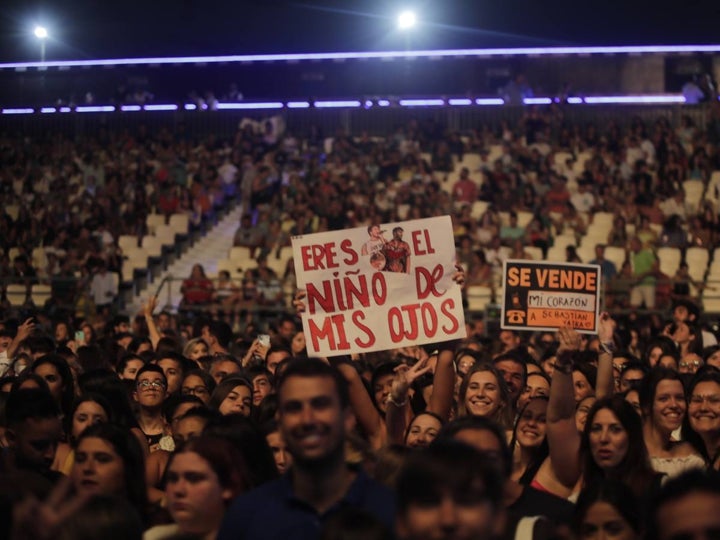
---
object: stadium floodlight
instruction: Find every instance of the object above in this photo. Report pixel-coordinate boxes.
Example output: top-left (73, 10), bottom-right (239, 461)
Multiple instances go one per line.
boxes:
top-left (397, 11), bottom-right (416, 30)
top-left (34, 26), bottom-right (48, 62)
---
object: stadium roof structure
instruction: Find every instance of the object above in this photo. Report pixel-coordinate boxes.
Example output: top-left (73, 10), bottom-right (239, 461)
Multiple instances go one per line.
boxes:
top-left (1, 44), bottom-right (719, 71)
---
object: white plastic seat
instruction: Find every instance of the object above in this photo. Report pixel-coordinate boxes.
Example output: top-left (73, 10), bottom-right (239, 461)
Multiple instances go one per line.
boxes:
top-left (169, 213), bottom-right (190, 234)
top-left (119, 235), bottom-right (139, 252)
top-left (216, 259), bottom-right (243, 280)
top-left (685, 247), bottom-right (709, 281)
top-left (5, 284), bottom-right (27, 307)
top-left (31, 284), bottom-right (51, 307)
top-left (470, 201), bottom-right (490, 220)
top-left (229, 246), bottom-right (254, 262)
top-left (141, 236), bottom-right (164, 258)
top-left (656, 247), bottom-right (682, 276)
top-left (155, 225), bottom-right (177, 247)
top-left (466, 286), bottom-right (493, 312)
top-left (524, 246), bottom-right (544, 261)
top-left (146, 213), bottom-right (165, 234)
top-left (545, 246), bottom-right (566, 262)
top-left (604, 246), bottom-right (627, 270)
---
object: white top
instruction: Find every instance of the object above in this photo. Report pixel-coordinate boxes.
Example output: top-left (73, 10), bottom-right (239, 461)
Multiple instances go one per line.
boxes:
top-left (651, 454), bottom-right (706, 480)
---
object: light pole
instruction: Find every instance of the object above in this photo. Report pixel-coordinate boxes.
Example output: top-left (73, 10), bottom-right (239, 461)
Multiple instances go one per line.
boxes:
top-left (34, 26), bottom-right (48, 62)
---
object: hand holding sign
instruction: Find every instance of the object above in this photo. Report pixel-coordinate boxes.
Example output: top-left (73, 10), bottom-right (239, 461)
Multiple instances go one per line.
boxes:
top-left (557, 324), bottom-right (582, 354)
top-left (597, 312), bottom-right (616, 345)
top-left (293, 216), bottom-right (466, 357)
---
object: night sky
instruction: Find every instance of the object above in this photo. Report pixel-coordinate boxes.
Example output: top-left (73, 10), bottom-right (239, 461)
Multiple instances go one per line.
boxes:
top-left (1, 0), bottom-right (719, 62)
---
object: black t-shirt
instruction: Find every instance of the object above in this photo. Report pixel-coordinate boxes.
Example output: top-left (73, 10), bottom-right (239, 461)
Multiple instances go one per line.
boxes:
top-left (507, 486), bottom-right (575, 527)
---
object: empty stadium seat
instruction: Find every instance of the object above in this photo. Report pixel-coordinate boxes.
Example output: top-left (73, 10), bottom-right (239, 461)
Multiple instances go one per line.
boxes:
top-left (685, 247), bottom-right (709, 281)
top-left (30, 284), bottom-right (51, 308)
top-left (5, 284), bottom-right (27, 307)
top-left (119, 235), bottom-right (139, 252)
top-left (146, 213), bottom-right (166, 234)
top-left (466, 286), bottom-right (493, 312)
top-left (229, 246), bottom-right (254, 262)
top-left (216, 259), bottom-right (243, 280)
top-left (656, 247), bottom-right (682, 276)
top-left (524, 246), bottom-right (544, 261)
top-left (604, 246), bottom-right (627, 270)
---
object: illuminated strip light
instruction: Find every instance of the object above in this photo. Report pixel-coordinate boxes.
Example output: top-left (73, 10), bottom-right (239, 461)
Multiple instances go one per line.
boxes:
top-left (76, 105), bottom-right (115, 112)
top-left (216, 102), bottom-right (284, 110)
top-left (287, 101), bottom-right (310, 108)
top-left (524, 97), bottom-right (553, 105)
top-left (2, 108), bottom-right (34, 114)
top-left (59, 107), bottom-right (72, 112)
top-left (121, 105), bottom-right (142, 112)
top-left (314, 100), bottom-right (361, 108)
top-left (3, 44), bottom-right (720, 70)
top-left (144, 104), bottom-right (178, 111)
top-left (399, 99), bottom-right (445, 106)
top-left (378, 100), bottom-right (391, 107)
top-left (40, 107), bottom-right (57, 113)
top-left (584, 95), bottom-right (686, 104)
top-left (448, 98), bottom-right (472, 106)
top-left (567, 97), bottom-right (584, 104)
top-left (475, 98), bottom-right (505, 105)
top-left (184, 103), bottom-right (197, 110)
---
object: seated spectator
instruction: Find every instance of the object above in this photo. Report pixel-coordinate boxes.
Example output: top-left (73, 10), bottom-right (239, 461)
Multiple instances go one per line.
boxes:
top-left (233, 214), bottom-right (263, 256)
top-left (499, 212), bottom-right (526, 246)
top-left (180, 264), bottom-right (214, 309)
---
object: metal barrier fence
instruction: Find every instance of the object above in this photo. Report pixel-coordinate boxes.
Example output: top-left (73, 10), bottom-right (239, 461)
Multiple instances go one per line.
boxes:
top-left (4, 274), bottom-right (720, 325)
top-left (0, 103), bottom-right (713, 140)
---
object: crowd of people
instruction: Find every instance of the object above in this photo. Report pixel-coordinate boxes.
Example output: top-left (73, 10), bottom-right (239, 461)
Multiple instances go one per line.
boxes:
top-left (1, 286), bottom-right (720, 539)
top-left (1, 102), bottom-right (720, 538)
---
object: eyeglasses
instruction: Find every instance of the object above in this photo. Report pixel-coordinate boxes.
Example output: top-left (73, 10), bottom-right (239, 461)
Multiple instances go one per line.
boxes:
top-left (689, 394), bottom-right (720, 406)
top-left (182, 386), bottom-right (208, 396)
top-left (679, 361), bottom-right (702, 369)
top-left (137, 380), bottom-right (167, 390)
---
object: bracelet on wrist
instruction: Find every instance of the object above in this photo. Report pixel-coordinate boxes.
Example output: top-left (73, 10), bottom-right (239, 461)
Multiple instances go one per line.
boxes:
top-left (387, 394), bottom-right (408, 407)
top-left (600, 341), bottom-right (616, 355)
top-left (554, 362), bottom-right (573, 375)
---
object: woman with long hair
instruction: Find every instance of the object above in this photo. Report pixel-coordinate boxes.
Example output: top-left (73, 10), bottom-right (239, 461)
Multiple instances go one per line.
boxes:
top-left (208, 375), bottom-right (253, 417)
top-left (509, 397), bottom-right (549, 485)
top-left (157, 435), bottom-right (249, 539)
top-left (640, 367), bottom-right (705, 477)
top-left (682, 367), bottom-right (720, 470)
top-left (70, 422), bottom-right (148, 523)
top-left (580, 397), bottom-right (658, 498)
top-left (573, 479), bottom-right (642, 540)
top-left (32, 354), bottom-right (76, 418)
top-left (54, 393), bottom-right (114, 474)
top-left (457, 362), bottom-right (513, 429)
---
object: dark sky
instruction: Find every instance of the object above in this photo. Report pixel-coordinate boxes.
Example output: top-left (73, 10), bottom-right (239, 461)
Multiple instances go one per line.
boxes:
top-left (1, 0), bottom-right (719, 62)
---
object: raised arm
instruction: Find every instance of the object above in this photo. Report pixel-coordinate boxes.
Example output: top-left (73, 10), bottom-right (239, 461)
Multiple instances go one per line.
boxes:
top-left (595, 312), bottom-right (617, 400)
top-left (7, 317), bottom-right (35, 360)
top-left (546, 325), bottom-right (582, 489)
top-left (142, 295), bottom-right (161, 350)
top-left (386, 358), bottom-right (431, 445)
top-left (427, 347), bottom-right (456, 421)
top-left (334, 360), bottom-right (387, 450)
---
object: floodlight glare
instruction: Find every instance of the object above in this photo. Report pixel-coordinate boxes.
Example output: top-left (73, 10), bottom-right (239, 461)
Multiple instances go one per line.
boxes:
top-left (34, 26), bottom-right (48, 39)
top-left (397, 11), bottom-right (416, 30)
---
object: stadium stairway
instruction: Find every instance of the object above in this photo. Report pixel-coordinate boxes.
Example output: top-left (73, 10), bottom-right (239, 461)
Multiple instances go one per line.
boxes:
top-left (125, 204), bottom-right (244, 316)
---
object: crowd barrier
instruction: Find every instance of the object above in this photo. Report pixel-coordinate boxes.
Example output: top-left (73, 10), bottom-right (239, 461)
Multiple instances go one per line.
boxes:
top-left (0, 103), bottom-right (714, 140)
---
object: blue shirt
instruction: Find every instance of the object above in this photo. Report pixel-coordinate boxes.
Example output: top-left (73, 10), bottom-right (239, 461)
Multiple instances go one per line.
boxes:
top-left (589, 258), bottom-right (617, 281)
top-left (217, 468), bottom-right (395, 540)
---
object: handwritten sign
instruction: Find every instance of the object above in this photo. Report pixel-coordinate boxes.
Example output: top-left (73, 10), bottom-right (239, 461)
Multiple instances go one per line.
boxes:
top-left (292, 216), bottom-right (466, 356)
top-left (501, 260), bottom-right (601, 333)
